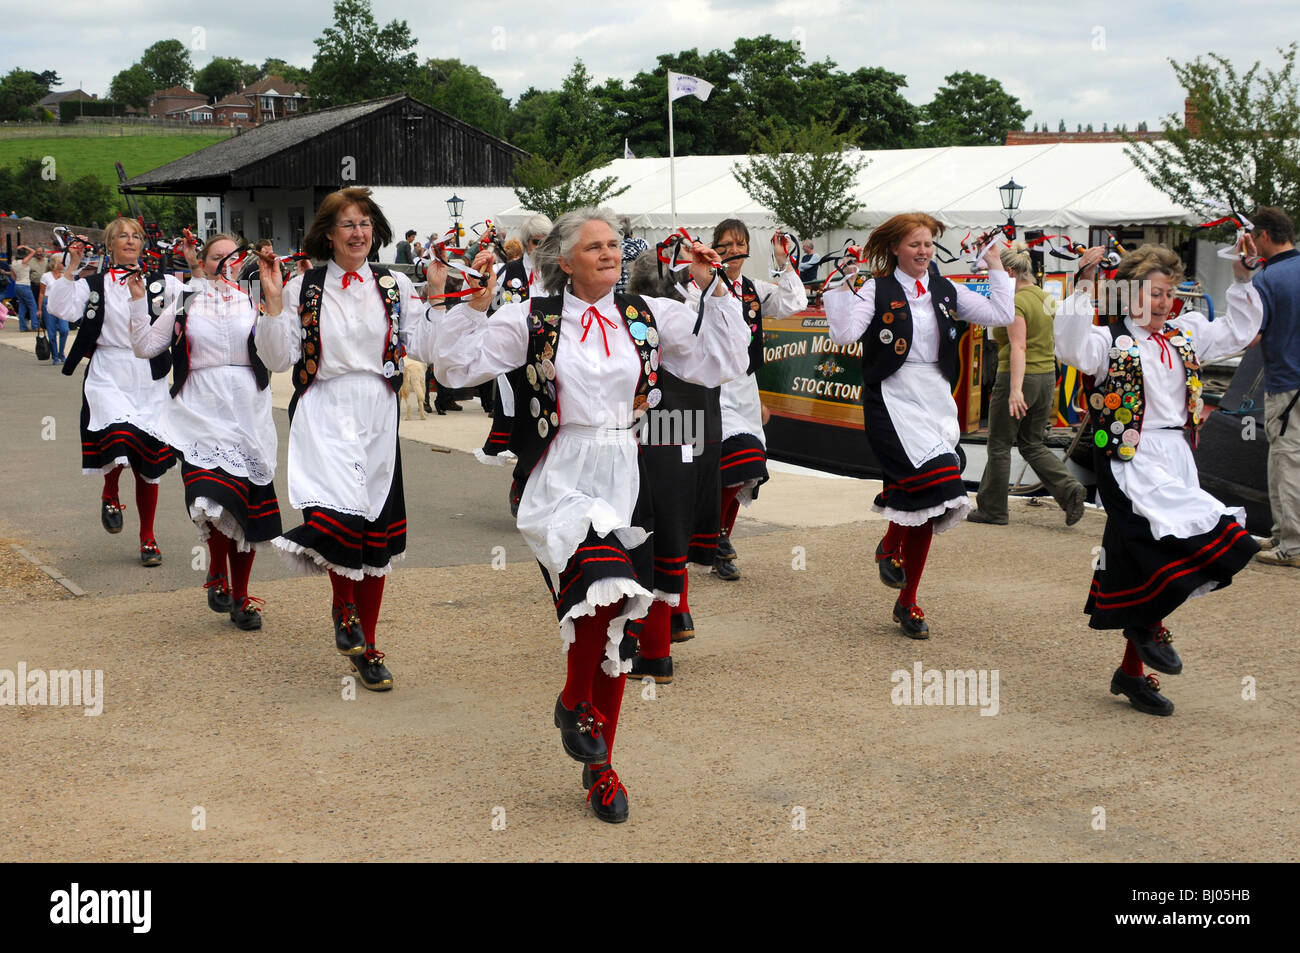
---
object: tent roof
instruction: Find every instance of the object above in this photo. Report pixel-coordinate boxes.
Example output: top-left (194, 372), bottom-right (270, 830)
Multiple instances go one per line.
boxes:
top-left (495, 142), bottom-right (1197, 231)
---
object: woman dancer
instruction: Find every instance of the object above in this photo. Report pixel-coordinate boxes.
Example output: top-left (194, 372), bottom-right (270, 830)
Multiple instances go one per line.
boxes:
top-left (430, 207), bottom-right (747, 823)
top-left (969, 242), bottom-right (1087, 525)
top-left (256, 187), bottom-right (425, 690)
top-left (48, 218), bottom-right (180, 566)
top-left (823, 212), bottom-right (1013, 638)
top-left (1055, 243), bottom-right (1261, 716)
top-left (129, 234), bottom-right (284, 629)
top-left (690, 221), bottom-right (807, 581)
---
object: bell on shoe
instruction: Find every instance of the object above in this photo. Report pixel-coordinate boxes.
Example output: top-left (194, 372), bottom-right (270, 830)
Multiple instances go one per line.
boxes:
top-left (204, 573), bottom-right (233, 612)
top-left (670, 611), bottom-right (695, 643)
top-left (139, 539), bottom-right (163, 568)
top-left (351, 648), bottom-right (393, 691)
top-left (1124, 624), bottom-right (1182, 675)
top-left (229, 595), bottom-right (264, 631)
top-left (893, 600), bottom-right (930, 640)
top-left (332, 602), bottom-right (365, 656)
top-left (101, 498), bottom-right (124, 534)
top-left (584, 764), bottom-right (629, 824)
top-left (1110, 668), bottom-right (1174, 716)
top-left (629, 653), bottom-right (673, 684)
top-left (875, 541), bottom-right (906, 589)
top-left (553, 695), bottom-right (609, 764)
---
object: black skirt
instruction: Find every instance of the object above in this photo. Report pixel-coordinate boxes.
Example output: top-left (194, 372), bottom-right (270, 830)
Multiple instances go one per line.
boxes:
top-left (180, 461), bottom-right (282, 547)
top-left (861, 379), bottom-right (966, 516)
top-left (278, 441), bottom-right (408, 578)
top-left (719, 433), bottom-right (768, 489)
top-left (1085, 451), bottom-right (1258, 629)
top-left (643, 439), bottom-right (722, 595)
top-left (80, 391), bottom-right (175, 481)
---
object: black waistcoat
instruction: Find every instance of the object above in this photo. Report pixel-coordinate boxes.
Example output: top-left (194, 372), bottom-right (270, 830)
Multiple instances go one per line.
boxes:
top-left (169, 282), bottom-right (270, 398)
top-left (507, 292), bottom-right (661, 477)
top-left (740, 276), bottom-right (765, 376)
top-left (289, 265), bottom-right (404, 416)
top-left (859, 272), bottom-right (962, 385)
top-left (62, 270), bottom-right (173, 380)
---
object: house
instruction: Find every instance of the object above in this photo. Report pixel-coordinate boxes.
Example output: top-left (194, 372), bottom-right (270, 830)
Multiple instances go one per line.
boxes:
top-left (119, 93), bottom-right (526, 252)
top-left (213, 95), bottom-right (255, 127)
top-left (148, 86), bottom-right (207, 121)
top-left (237, 76), bottom-right (309, 124)
top-left (38, 89), bottom-right (97, 119)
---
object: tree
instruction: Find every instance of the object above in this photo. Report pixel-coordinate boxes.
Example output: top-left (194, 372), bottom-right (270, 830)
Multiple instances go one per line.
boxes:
top-left (1126, 44), bottom-right (1300, 223)
top-left (413, 59), bottom-right (509, 138)
top-left (194, 57), bottom-right (249, 102)
top-left (596, 46), bottom-right (735, 158)
top-left (0, 158), bottom-right (112, 226)
top-left (535, 60), bottom-right (614, 166)
top-left (513, 149), bottom-right (629, 221)
top-left (109, 64), bottom-right (155, 109)
top-left (0, 68), bottom-right (46, 121)
top-left (506, 87), bottom-right (560, 155)
top-left (919, 71), bottom-right (1030, 146)
top-left (732, 117), bottom-right (869, 240)
top-left (309, 0), bottom-right (418, 108)
top-left (260, 58), bottom-right (311, 87)
top-left (141, 39), bottom-right (194, 90)
top-left (1059, 119), bottom-right (1066, 132)
top-left (823, 66), bottom-right (919, 149)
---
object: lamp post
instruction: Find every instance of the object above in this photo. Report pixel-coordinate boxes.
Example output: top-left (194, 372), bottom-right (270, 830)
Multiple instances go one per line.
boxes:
top-left (446, 193), bottom-right (465, 244)
top-left (998, 178), bottom-right (1024, 239)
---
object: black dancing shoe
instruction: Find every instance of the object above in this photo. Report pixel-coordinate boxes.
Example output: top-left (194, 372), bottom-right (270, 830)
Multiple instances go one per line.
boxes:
top-left (1110, 668), bottom-right (1174, 716)
top-left (423, 398), bottom-right (433, 414)
top-left (139, 539), bottom-right (163, 568)
top-left (670, 612), bottom-right (695, 643)
top-left (584, 764), bottom-right (629, 824)
top-left (875, 542), bottom-right (906, 589)
top-left (893, 600), bottom-right (930, 640)
top-left (332, 602), bottom-right (365, 656)
top-left (1124, 625), bottom-right (1183, 676)
top-left (629, 653), bottom-right (673, 684)
top-left (716, 534), bottom-right (737, 560)
top-left (101, 497), bottom-right (124, 534)
top-left (712, 555), bottom-right (740, 581)
top-left (351, 648), bottom-right (394, 691)
top-left (553, 695), bottom-right (609, 765)
top-left (229, 595), bottom-right (264, 631)
top-left (204, 573), bottom-right (233, 612)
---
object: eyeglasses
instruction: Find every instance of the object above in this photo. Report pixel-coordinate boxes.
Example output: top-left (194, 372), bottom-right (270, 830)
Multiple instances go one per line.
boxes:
top-left (335, 220), bottom-right (373, 232)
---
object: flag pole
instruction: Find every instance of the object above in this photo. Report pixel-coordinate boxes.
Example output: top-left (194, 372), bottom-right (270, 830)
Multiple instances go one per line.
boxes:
top-left (668, 79), bottom-right (677, 228)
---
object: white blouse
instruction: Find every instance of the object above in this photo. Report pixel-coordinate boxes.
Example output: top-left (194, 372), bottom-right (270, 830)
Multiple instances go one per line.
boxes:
top-left (824, 268), bottom-right (1015, 355)
top-left (1054, 281), bottom-right (1263, 430)
top-left (129, 277), bottom-right (257, 366)
top-left (434, 286), bottom-right (749, 427)
top-left (256, 260), bottom-right (426, 375)
top-left (46, 269), bottom-right (184, 349)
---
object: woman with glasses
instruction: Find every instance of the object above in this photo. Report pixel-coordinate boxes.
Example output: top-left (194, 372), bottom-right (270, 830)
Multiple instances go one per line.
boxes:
top-left (48, 218), bottom-right (182, 567)
top-left (129, 233), bottom-right (284, 630)
top-left (255, 187), bottom-right (426, 691)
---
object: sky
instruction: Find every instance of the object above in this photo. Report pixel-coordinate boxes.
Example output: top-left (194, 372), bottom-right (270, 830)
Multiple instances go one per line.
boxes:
top-left (4, 0), bottom-right (1297, 133)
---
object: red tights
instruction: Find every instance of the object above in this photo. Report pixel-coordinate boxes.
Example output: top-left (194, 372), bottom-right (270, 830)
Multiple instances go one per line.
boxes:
top-left (561, 602), bottom-right (628, 764)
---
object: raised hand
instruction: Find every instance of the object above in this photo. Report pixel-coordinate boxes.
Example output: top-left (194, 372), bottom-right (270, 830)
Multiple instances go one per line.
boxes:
top-left (688, 240), bottom-right (726, 295)
top-left (468, 249), bottom-right (497, 311)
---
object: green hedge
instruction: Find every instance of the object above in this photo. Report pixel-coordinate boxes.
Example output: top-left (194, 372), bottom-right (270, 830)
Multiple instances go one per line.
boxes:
top-left (58, 100), bottom-right (129, 123)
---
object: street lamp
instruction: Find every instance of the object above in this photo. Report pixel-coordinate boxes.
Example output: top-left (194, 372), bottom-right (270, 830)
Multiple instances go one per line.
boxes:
top-left (998, 178), bottom-right (1024, 239)
top-left (446, 193), bottom-right (465, 243)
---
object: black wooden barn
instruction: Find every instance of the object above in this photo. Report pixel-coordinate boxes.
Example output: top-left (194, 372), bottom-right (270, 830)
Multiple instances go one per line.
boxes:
top-left (120, 93), bottom-right (527, 249)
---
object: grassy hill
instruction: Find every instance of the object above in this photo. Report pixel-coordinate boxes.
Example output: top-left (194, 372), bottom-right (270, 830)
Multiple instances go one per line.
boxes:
top-left (0, 133), bottom-right (223, 192)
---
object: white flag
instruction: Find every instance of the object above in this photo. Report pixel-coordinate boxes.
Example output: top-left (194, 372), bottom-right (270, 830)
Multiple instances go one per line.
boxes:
top-left (668, 71), bottom-right (714, 103)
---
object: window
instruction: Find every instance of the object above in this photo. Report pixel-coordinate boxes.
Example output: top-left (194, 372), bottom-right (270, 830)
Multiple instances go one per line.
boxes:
top-left (262, 97), bottom-right (273, 111)
top-left (288, 207), bottom-right (305, 251)
top-left (233, 112), bottom-right (248, 120)
top-left (258, 209), bottom-right (274, 242)
top-left (230, 211), bottom-right (244, 240)
top-left (285, 99), bottom-right (297, 112)
top-left (203, 211), bottom-right (218, 240)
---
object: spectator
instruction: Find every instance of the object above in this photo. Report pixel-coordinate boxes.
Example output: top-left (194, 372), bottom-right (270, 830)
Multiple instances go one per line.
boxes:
top-left (395, 229), bottom-right (416, 264)
top-left (39, 255), bottom-right (69, 365)
top-left (616, 216), bottom-right (649, 294)
top-left (798, 239), bottom-right (821, 283)
top-left (7, 244), bottom-right (39, 331)
top-left (1251, 206), bottom-right (1300, 568)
